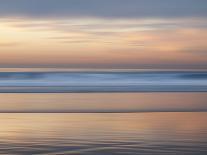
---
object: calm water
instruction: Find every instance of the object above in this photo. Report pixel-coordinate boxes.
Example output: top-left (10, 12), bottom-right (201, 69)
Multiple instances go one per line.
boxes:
top-left (0, 112), bottom-right (206, 154)
top-left (0, 93), bottom-right (206, 112)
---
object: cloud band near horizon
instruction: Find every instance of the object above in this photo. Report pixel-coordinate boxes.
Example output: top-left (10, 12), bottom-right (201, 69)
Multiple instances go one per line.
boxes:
top-left (0, 0), bottom-right (207, 69)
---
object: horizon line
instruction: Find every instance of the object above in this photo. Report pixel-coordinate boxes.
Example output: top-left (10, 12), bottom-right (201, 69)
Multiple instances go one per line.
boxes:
top-left (0, 110), bottom-right (206, 113)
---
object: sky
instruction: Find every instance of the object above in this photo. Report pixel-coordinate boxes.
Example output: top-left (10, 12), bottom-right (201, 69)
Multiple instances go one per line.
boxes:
top-left (0, 0), bottom-right (207, 69)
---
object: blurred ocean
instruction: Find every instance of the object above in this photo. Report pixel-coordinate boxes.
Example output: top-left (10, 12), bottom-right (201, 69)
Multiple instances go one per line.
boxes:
top-left (0, 71), bottom-right (207, 92)
top-left (0, 69), bottom-right (207, 154)
top-left (0, 112), bottom-right (206, 154)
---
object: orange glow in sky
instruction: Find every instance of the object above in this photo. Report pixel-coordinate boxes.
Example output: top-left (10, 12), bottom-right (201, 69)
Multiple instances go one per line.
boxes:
top-left (0, 0), bottom-right (207, 69)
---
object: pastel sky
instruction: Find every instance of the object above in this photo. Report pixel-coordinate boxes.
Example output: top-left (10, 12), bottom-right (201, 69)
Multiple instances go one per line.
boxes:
top-left (0, 0), bottom-right (207, 69)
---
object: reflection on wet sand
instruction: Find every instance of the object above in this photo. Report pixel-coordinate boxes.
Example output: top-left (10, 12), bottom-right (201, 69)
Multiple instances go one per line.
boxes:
top-left (0, 112), bottom-right (206, 154)
top-left (0, 93), bottom-right (206, 112)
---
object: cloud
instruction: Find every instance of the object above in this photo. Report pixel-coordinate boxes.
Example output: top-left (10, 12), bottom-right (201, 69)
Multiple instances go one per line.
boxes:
top-left (0, 4), bottom-right (207, 69)
top-left (183, 49), bottom-right (207, 55)
top-left (0, 42), bottom-right (19, 47)
top-left (0, 0), bottom-right (207, 19)
top-left (3, 18), bottom-right (207, 33)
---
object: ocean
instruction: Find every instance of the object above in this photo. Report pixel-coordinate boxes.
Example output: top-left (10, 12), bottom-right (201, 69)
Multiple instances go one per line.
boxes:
top-left (0, 112), bottom-right (206, 154)
top-left (0, 69), bottom-right (206, 154)
top-left (0, 70), bottom-right (206, 92)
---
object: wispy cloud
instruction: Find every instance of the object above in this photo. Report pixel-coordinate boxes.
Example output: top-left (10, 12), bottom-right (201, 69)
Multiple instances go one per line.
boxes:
top-left (0, 1), bottom-right (207, 69)
top-left (0, 42), bottom-right (19, 47)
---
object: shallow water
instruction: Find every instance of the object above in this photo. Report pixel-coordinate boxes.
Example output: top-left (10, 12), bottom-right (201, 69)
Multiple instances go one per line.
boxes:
top-left (0, 112), bottom-right (206, 154)
top-left (0, 93), bottom-right (206, 112)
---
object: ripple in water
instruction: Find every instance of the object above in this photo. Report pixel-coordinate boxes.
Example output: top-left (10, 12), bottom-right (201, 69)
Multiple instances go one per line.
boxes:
top-left (0, 112), bottom-right (206, 154)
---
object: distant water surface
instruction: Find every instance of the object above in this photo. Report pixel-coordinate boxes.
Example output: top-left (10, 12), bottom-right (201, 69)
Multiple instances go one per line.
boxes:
top-left (0, 112), bottom-right (206, 154)
top-left (0, 71), bottom-right (207, 92)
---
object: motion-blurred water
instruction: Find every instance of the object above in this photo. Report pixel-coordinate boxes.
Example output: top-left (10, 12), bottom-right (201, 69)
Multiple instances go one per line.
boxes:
top-left (0, 112), bottom-right (206, 154)
top-left (0, 70), bottom-right (206, 154)
top-left (0, 71), bottom-right (207, 92)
